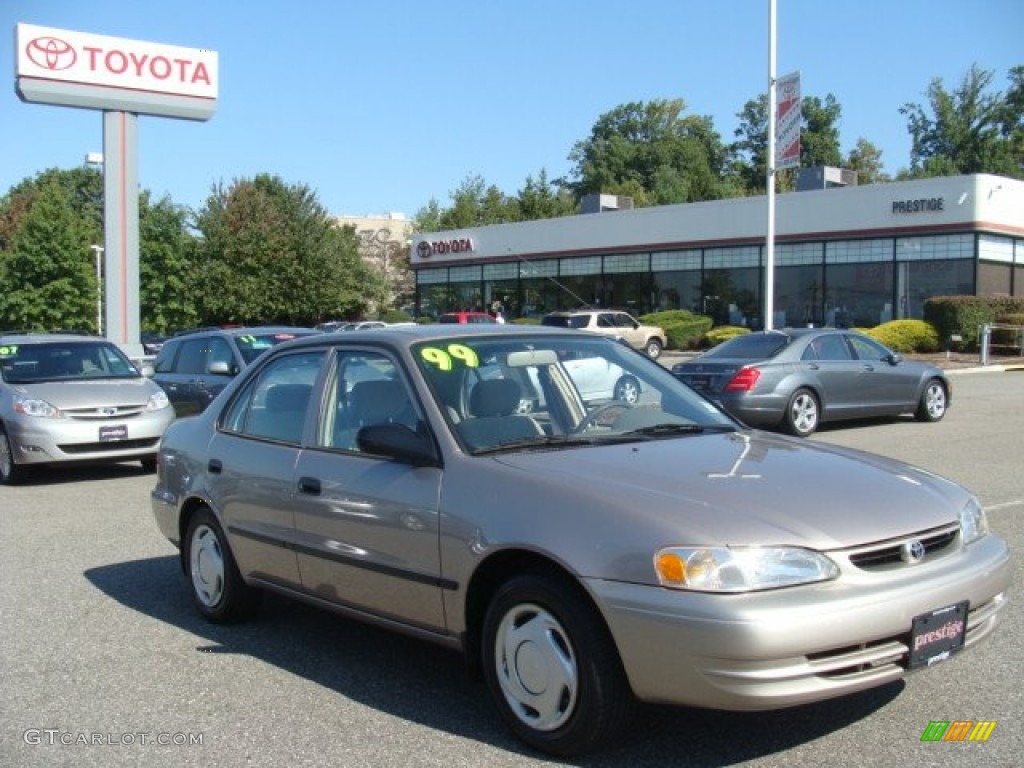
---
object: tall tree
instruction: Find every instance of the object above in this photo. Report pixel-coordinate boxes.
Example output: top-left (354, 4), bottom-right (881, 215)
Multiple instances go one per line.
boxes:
top-left (900, 64), bottom-right (1023, 179)
top-left (139, 192), bottom-right (201, 333)
top-left (732, 91), bottom-right (847, 193)
top-left (564, 98), bottom-right (738, 206)
top-left (195, 174), bottom-right (379, 325)
top-left (513, 169), bottom-right (576, 220)
top-left (0, 179), bottom-right (95, 331)
top-left (845, 138), bottom-right (889, 184)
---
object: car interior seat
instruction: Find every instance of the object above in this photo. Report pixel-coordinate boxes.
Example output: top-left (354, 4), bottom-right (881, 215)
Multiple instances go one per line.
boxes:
top-left (456, 378), bottom-right (543, 451)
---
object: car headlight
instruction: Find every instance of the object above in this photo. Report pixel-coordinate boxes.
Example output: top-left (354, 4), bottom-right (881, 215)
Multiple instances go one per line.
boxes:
top-left (654, 546), bottom-right (839, 593)
top-left (12, 396), bottom-right (63, 418)
top-left (146, 390), bottom-right (171, 412)
top-left (959, 496), bottom-right (988, 545)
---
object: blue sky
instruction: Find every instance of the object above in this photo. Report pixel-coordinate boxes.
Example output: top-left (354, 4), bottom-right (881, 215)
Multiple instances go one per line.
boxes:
top-left (3, 0), bottom-right (1021, 219)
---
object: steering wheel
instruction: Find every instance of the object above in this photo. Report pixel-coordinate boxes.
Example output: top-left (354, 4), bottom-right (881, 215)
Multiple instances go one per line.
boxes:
top-left (570, 402), bottom-right (633, 434)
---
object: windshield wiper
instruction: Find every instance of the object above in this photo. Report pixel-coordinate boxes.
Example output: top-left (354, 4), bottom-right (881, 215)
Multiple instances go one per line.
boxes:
top-left (621, 423), bottom-right (738, 437)
top-left (469, 433), bottom-right (643, 456)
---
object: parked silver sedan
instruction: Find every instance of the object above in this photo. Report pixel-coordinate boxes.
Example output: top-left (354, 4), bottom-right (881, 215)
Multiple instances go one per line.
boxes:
top-left (1, 333), bottom-right (174, 483)
top-left (151, 325), bottom-right (1009, 756)
top-left (672, 328), bottom-right (951, 436)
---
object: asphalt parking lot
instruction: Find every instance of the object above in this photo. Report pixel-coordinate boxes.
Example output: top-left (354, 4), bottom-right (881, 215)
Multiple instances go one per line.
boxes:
top-left (1, 369), bottom-right (1021, 767)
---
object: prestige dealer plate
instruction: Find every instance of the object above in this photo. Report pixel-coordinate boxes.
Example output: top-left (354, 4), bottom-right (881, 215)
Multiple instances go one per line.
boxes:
top-left (908, 601), bottom-right (968, 669)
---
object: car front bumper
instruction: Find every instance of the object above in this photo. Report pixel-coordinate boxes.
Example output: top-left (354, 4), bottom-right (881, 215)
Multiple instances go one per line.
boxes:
top-left (3, 410), bottom-right (174, 465)
top-left (586, 533), bottom-right (1011, 711)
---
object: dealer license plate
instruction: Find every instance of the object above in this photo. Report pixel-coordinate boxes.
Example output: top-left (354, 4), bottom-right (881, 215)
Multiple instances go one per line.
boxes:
top-left (99, 424), bottom-right (128, 442)
top-left (908, 601), bottom-right (968, 669)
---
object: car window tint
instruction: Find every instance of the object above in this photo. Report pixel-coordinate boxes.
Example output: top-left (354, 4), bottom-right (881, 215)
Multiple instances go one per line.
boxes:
top-left (208, 337), bottom-right (234, 369)
top-left (176, 339), bottom-right (209, 375)
top-left (222, 351), bottom-right (324, 443)
top-left (320, 352), bottom-right (419, 452)
top-left (816, 334), bottom-right (853, 361)
top-left (154, 340), bottom-right (179, 373)
top-left (847, 334), bottom-right (890, 361)
top-left (704, 333), bottom-right (791, 359)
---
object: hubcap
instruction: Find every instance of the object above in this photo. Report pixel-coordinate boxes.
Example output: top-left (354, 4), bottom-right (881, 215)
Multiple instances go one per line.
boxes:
top-left (791, 394), bottom-right (817, 433)
top-left (926, 384), bottom-right (946, 418)
top-left (190, 525), bottom-right (225, 608)
top-left (494, 603), bottom-right (577, 732)
top-left (0, 433), bottom-right (12, 476)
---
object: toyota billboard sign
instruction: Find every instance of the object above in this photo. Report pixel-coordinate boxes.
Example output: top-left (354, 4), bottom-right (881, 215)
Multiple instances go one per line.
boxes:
top-left (15, 23), bottom-right (218, 120)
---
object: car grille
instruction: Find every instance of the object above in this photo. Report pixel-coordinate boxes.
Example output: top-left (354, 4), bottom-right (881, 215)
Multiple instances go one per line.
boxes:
top-left (845, 523), bottom-right (960, 570)
top-left (59, 438), bottom-right (160, 454)
top-left (64, 405), bottom-right (148, 419)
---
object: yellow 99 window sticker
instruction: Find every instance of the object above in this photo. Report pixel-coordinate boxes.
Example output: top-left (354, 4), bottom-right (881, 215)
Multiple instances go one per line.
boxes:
top-left (420, 344), bottom-right (479, 371)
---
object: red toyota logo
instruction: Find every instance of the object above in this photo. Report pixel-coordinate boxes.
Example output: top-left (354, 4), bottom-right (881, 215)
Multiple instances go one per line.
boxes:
top-left (26, 36), bottom-right (77, 71)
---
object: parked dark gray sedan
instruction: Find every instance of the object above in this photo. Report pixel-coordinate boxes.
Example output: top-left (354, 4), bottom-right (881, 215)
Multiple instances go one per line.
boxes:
top-left (151, 325), bottom-right (1008, 756)
top-left (672, 329), bottom-right (951, 436)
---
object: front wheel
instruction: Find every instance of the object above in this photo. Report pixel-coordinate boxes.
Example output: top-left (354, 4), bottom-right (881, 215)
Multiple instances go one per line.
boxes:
top-left (644, 338), bottom-right (662, 359)
top-left (783, 388), bottom-right (819, 437)
top-left (915, 378), bottom-right (947, 422)
top-left (183, 508), bottom-right (261, 623)
top-left (0, 426), bottom-right (28, 485)
top-left (613, 375), bottom-right (640, 404)
top-left (482, 573), bottom-right (632, 757)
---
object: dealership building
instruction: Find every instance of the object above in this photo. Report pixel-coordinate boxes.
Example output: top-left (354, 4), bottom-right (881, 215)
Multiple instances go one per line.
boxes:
top-left (409, 173), bottom-right (1024, 329)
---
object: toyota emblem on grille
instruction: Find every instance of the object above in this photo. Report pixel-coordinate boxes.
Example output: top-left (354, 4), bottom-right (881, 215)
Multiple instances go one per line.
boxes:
top-left (26, 36), bottom-right (77, 71)
top-left (99, 407), bottom-right (118, 417)
top-left (900, 540), bottom-right (926, 564)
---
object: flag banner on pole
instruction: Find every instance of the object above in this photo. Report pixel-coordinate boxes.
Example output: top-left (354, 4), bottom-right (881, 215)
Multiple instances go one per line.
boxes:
top-left (776, 70), bottom-right (801, 169)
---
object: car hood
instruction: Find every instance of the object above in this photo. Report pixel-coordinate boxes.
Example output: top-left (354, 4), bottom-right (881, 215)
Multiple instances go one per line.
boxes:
top-left (490, 431), bottom-right (967, 550)
top-left (9, 378), bottom-right (157, 407)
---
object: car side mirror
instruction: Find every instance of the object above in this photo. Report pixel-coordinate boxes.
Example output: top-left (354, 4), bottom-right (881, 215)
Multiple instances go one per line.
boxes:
top-left (885, 352), bottom-right (903, 365)
top-left (208, 360), bottom-right (233, 376)
top-left (138, 364), bottom-right (155, 377)
top-left (357, 424), bottom-right (439, 467)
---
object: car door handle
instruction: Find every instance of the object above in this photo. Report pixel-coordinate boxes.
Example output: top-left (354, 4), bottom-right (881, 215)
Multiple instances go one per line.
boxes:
top-left (208, 458), bottom-right (223, 474)
top-left (861, 364), bottom-right (875, 372)
top-left (298, 476), bottom-right (321, 495)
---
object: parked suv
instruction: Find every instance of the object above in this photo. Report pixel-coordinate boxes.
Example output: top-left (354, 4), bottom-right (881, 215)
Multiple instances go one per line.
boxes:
top-left (541, 309), bottom-right (667, 358)
top-left (153, 326), bottom-right (318, 416)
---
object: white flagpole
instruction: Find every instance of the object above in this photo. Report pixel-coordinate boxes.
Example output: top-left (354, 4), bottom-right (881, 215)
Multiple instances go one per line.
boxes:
top-left (765, 0), bottom-right (777, 331)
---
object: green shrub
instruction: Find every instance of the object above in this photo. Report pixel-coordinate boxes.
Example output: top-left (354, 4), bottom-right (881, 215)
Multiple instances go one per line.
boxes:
top-left (863, 320), bottom-right (940, 353)
top-left (379, 309), bottom-right (413, 324)
top-left (415, 316), bottom-right (434, 325)
top-left (924, 296), bottom-right (1024, 350)
top-left (640, 310), bottom-right (712, 350)
top-left (702, 325), bottom-right (750, 348)
top-left (511, 316), bottom-right (541, 325)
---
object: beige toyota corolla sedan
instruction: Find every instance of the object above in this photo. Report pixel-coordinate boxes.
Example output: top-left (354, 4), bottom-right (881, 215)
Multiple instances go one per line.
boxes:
top-left (151, 325), bottom-right (1011, 756)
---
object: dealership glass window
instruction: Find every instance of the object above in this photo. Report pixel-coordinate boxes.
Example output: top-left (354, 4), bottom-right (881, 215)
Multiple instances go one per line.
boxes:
top-left (449, 265), bottom-right (483, 312)
top-left (897, 259), bottom-right (975, 318)
top-left (978, 234), bottom-right (1014, 263)
top-left (827, 239), bottom-right (891, 264)
top-left (604, 253), bottom-right (650, 273)
top-left (898, 234), bottom-right (974, 261)
top-left (775, 264), bottom-right (825, 327)
top-left (652, 250), bottom-right (702, 312)
top-left (702, 267), bottom-right (761, 327)
top-left (978, 261), bottom-right (1012, 296)
top-left (824, 262), bottom-right (894, 327)
top-left (518, 259), bottom-right (560, 317)
top-left (559, 256), bottom-right (601, 276)
top-left (484, 263), bottom-right (519, 318)
top-left (705, 246), bottom-right (760, 269)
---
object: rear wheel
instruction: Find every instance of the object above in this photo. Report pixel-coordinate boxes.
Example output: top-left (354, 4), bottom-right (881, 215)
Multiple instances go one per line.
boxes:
top-left (184, 508), bottom-right (261, 623)
top-left (482, 572), bottom-right (632, 757)
top-left (0, 426), bottom-right (28, 485)
top-left (915, 378), bottom-right (947, 422)
top-left (783, 388), bottom-right (819, 437)
top-left (644, 338), bottom-right (662, 359)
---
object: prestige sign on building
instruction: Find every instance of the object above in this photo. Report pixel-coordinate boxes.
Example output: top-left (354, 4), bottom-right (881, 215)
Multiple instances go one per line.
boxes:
top-left (15, 22), bottom-right (218, 119)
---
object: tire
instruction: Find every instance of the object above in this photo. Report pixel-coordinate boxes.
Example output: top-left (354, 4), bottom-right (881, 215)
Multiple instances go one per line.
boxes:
top-left (0, 426), bottom-right (28, 485)
top-left (613, 375), bottom-right (640, 404)
top-left (644, 338), bottom-right (662, 359)
top-left (481, 572), bottom-right (632, 757)
top-left (915, 378), bottom-right (948, 422)
top-left (183, 507), bottom-right (261, 623)
top-left (783, 388), bottom-right (820, 437)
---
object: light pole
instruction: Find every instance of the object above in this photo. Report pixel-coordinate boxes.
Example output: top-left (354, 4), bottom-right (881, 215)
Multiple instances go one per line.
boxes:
top-left (90, 244), bottom-right (104, 336)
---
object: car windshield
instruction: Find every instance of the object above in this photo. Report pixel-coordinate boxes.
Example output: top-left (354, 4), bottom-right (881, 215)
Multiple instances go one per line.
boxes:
top-left (0, 341), bottom-right (140, 383)
top-left (412, 333), bottom-right (736, 455)
top-left (235, 332), bottom-right (312, 364)
top-left (701, 332), bottom-right (792, 360)
top-left (540, 315), bottom-right (589, 329)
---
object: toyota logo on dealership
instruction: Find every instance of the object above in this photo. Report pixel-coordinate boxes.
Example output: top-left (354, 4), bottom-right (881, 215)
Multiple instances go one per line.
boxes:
top-left (26, 36), bottom-right (77, 71)
top-left (416, 241), bottom-right (432, 259)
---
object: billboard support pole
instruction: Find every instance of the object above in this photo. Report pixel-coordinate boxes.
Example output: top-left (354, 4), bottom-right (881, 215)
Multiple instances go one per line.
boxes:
top-left (765, 0), bottom-right (777, 331)
top-left (102, 111), bottom-right (140, 353)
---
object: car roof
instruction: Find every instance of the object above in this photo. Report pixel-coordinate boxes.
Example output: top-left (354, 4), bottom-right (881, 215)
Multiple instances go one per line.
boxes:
top-left (169, 325), bottom-right (318, 339)
top-left (0, 332), bottom-right (110, 345)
